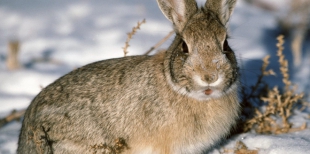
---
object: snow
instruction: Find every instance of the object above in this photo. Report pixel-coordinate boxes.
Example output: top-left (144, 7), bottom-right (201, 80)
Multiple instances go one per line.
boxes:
top-left (216, 131), bottom-right (310, 154)
top-left (0, 0), bottom-right (309, 153)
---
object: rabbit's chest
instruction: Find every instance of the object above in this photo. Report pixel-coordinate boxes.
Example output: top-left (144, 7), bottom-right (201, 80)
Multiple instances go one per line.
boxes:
top-left (170, 105), bottom-right (238, 153)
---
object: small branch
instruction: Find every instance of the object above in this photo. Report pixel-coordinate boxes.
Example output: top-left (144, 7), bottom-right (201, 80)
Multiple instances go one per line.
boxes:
top-left (122, 19), bottom-right (146, 57)
top-left (144, 31), bottom-right (174, 55)
top-left (0, 109), bottom-right (26, 128)
top-left (7, 40), bottom-right (21, 70)
top-left (244, 55), bottom-right (274, 101)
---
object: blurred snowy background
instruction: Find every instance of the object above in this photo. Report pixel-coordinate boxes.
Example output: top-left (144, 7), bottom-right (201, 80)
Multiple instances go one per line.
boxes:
top-left (0, 0), bottom-right (310, 153)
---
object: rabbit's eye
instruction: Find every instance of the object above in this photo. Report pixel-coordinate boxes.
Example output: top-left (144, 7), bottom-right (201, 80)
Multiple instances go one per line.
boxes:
top-left (223, 39), bottom-right (232, 53)
top-left (182, 41), bottom-right (189, 53)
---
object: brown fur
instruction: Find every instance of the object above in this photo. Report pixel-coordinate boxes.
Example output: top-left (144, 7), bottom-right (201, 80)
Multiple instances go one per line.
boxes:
top-left (18, 0), bottom-right (239, 153)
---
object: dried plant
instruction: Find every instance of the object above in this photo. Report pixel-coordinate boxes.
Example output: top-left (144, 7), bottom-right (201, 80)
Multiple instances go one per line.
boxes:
top-left (7, 40), bottom-right (21, 70)
top-left (239, 54), bottom-right (275, 129)
top-left (281, 0), bottom-right (310, 66)
top-left (222, 141), bottom-right (258, 154)
top-left (241, 55), bottom-right (275, 102)
top-left (0, 110), bottom-right (25, 128)
top-left (89, 138), bottom-right (128, 154)
top-left (122, 19), bottom-right (146, 57)
top-left (242, 35), bottom-right (307, 134)
top-left (144, 30), bottom-right (174, 55)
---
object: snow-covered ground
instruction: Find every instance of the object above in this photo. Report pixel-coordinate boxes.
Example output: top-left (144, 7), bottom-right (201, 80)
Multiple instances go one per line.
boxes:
top-left (0, 0), bottom-right (309, 153)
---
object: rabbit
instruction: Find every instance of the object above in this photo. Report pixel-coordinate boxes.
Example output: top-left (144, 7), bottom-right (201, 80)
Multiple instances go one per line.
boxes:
top-left (17, 0), bottom-right (240, 153)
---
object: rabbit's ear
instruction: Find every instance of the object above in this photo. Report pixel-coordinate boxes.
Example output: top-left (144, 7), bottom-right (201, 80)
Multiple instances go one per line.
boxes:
top-left (205, 0), bottom-right (237, 26)
top-left (157, 0), bottom-right (198, 31)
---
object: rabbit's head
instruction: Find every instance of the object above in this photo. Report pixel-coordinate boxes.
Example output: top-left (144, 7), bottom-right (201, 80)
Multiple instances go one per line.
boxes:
top-left (158, 0), bottom-right (238, 101)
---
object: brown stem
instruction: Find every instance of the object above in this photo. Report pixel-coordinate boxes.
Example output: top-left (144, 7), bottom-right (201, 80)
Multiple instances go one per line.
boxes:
top-left (144, 31), bottom-right (174, 55)
top-left (0, 109), bottom-right (26, 128)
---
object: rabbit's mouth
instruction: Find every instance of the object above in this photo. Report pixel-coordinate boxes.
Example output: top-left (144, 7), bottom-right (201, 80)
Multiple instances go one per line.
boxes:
top-left (201, 87), bottom-right (222, 97)
top-left (204, 88), bottom-right (213, 95)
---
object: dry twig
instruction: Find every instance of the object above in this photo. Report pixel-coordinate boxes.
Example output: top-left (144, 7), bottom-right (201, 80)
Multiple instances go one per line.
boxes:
top-left (122, 19), bottom-right (146, 57)
top-left (222, 141), bottom-right (258, 154)
top-left (0, 109), bottom-right (26, 128)
top-left (144, 30), bottom-right (174, 55)
top-left (7, 40), bottom-right (21, 70)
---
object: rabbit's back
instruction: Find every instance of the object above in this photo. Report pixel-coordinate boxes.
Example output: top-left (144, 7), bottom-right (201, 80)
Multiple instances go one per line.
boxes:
top-left (18, 54), bottom-right (177, 153)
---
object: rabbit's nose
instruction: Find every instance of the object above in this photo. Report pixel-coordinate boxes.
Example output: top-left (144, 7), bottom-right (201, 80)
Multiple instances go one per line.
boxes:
top-left (204, 74), bottom-right (218, 83)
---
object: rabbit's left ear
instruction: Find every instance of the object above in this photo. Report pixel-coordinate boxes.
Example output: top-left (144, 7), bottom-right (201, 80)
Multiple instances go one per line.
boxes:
top-left (205, 0), bottom-right (237, 26)
top-left (157, 0), bottom-right (198, 31)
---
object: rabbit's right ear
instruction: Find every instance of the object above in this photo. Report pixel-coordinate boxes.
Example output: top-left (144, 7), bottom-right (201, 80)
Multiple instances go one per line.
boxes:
top-left (157, 0), bottom-right (198, 32)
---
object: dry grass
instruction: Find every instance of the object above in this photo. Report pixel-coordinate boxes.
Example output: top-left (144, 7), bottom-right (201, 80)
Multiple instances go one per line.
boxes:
top-left (0, 110), bottom-right (25, 128)
top-left (241, 35), bottom-right (307, 134)
top-left (122, 19), bottom-right (146, 57)
top-left (222, 141), bottom-right (258, 154)
top-left (280, 0), bottom-right (310, 66)
top-left (144, 30), bottom-right (174, 55)
top-left (6, 40), bottom-right (21, 70)
top-left (89, 138), bottom-right (128, 154)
